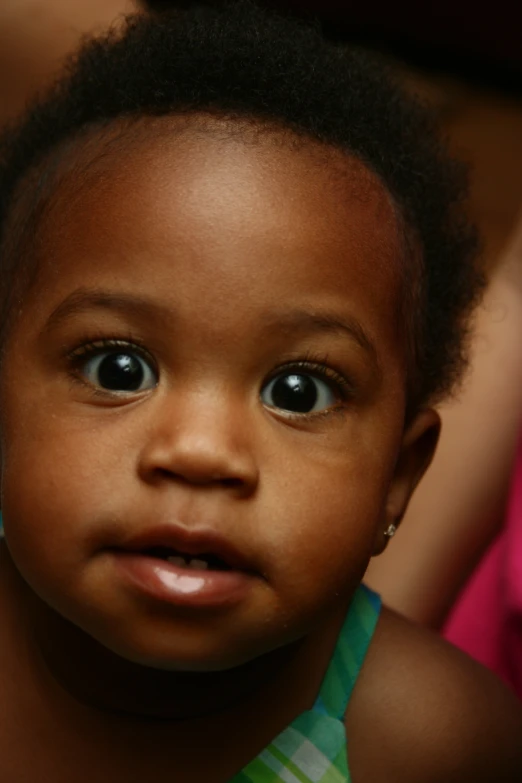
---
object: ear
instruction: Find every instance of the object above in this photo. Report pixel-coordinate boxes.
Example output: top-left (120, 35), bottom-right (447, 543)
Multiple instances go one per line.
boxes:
top-left (373, 407), bottom-right (440, 555)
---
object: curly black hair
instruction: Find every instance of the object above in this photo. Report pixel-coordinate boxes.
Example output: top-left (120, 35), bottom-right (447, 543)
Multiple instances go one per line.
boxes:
top-left (0, 0), bottom-right (482, 407)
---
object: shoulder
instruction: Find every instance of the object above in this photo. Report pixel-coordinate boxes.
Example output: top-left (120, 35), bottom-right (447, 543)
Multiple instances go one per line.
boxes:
top-left (345, 605), bottom-right (522, 783)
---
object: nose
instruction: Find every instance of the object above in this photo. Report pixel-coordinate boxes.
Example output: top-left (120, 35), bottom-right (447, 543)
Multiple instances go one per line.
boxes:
top-left (137, 391), bottom-right (259, 495)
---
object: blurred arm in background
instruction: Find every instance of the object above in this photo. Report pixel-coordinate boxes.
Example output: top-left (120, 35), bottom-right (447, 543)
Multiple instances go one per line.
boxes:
top-left (0, 0), bottom-right (136, 123)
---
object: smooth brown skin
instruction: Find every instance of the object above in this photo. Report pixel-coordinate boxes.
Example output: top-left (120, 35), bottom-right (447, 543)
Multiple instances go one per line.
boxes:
top-left (0, 117), bottom-right (520, 782)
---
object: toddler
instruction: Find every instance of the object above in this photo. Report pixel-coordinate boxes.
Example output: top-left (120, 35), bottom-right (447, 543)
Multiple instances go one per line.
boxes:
top-left (0, 2), bottom-right (520, 781)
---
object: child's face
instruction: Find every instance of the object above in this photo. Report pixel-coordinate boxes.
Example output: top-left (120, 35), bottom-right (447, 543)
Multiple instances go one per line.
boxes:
top-left (0, 118), bottom-right (436, 671)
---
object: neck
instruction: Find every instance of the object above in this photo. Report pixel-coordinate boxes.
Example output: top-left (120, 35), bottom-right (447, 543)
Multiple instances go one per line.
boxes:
top-left (1, 541), bottom-right (342, 724)
top-left (33, 600), bottom-right (303, 721)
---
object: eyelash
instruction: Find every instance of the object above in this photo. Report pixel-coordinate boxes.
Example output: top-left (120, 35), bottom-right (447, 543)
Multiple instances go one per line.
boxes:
top-left (265, 353), bottom-right (355, 419)
top-left (65, 340), bottom-right (355, 415)
top-left (67, 336), bottom-right (156, 394)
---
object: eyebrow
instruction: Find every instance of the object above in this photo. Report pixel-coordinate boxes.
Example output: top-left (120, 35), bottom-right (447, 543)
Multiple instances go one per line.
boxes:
top-left (262, 309), bottom-right (379, 369)
top-left (44, 288), bottom-right (379, 369)
top-left (43, 288), bottom-right (171, 332)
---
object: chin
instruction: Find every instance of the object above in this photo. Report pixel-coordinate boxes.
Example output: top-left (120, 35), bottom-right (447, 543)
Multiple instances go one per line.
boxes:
top-left (95, 626), bottom-right (267, 673)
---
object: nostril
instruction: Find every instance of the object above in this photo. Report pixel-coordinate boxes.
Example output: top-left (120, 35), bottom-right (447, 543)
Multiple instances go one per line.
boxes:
top-left (220, 476), bottom-right (244, 489)
top-left (153, 469), bottom-right (246, 489)
top-left (139, 442), bottom-right (258, 494)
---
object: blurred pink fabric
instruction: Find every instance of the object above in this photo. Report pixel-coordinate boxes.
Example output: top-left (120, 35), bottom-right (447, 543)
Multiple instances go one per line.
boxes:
top-left (444, 434), bottom-right (522, 697)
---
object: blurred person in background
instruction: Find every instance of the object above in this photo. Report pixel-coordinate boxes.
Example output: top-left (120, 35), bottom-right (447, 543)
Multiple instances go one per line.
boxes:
top-left (0, 0), bottom-right (135, 123)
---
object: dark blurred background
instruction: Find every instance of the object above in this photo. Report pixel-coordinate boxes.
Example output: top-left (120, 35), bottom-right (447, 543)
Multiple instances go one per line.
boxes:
top-left (1, 0), bottom-right (521, 267)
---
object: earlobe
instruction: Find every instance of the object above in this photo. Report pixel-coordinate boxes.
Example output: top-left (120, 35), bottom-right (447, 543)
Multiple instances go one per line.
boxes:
top-left (373, 408), bottom-right (440, 555)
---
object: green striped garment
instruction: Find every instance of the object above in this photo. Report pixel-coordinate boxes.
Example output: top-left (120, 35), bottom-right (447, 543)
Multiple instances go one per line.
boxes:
top-left (231, 585), bottom-right (381, 783)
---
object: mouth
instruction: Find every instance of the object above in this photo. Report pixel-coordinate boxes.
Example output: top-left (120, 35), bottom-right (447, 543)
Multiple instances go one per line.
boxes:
top-left (109, 528), bottom-right (255, 607)
top-left (112, 524), bottom-right (254, 574)
top-left (137, 547), bottom-right (232, 572)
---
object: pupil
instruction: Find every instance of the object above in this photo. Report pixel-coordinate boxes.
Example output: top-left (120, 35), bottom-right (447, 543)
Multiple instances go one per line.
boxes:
top-left (98, 353), bottom-right (144, 391)
top-left (271, 374), bottom-right (317, 412)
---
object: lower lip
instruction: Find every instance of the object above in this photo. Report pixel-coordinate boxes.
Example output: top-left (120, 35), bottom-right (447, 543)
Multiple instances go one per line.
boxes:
top-left (111, 552), bottom-right (254, 608)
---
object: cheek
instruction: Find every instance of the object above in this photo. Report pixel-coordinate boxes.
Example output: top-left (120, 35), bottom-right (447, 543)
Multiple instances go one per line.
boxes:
top-left (0, 414), bottom-right (127, 588)
top-left (1, 442), bottom-right (82, 594)
top-left (260, 448), bottom-right (391, 606)
top-left (1, 388), bottom-right (138, 513)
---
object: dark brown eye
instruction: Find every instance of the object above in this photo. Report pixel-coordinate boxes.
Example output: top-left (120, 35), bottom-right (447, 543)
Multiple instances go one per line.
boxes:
top-left (261, 372), bottom-right (335, 414)
top-left (81, 350), bottom-right (157, 392)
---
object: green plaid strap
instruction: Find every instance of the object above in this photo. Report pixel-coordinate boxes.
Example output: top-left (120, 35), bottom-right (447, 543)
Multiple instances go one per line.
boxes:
top-left (314, 585), bottom-right (381, 720)
top-left (231, 585), bottom-right (381, 783)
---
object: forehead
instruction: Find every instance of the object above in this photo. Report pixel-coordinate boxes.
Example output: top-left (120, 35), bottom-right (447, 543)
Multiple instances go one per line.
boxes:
top-left (23, 117), bottom-right (406, 367)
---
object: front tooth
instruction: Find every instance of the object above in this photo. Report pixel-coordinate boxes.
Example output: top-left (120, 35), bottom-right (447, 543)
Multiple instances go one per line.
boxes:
top-left (167, 555), bottom-right (187, 567)
top-left (188, 558), bottom-right (208, 570)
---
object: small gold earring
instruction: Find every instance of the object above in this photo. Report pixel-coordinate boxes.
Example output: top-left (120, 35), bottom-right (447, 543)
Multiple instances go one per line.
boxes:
top-left (384, 523), bottom-right (397, 539)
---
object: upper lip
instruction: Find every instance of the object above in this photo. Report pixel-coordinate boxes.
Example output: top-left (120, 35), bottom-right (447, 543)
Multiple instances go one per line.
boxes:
top-left (114, 524), bottom-right (253, 572)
